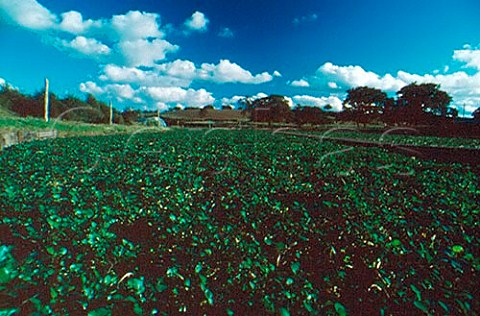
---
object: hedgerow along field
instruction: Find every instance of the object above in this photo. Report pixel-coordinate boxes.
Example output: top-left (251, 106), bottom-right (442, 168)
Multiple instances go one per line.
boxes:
top-left (0, 129), bottom-right (478, 315)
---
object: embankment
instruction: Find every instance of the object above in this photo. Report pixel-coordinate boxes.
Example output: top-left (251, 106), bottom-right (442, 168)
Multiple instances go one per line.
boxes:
top-left (0, 130), bottom-right (58, 150)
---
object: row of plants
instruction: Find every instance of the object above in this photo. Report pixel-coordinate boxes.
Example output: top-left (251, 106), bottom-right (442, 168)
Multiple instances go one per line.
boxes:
top-left (0, 129), bottom-right (478, 314)
top-left (289, 129), bottom-right (480, 149)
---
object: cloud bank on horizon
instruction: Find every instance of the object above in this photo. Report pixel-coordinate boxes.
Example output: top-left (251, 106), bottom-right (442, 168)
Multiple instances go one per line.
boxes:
top-left (0, 0), bottom-right (479, 115)
top-left (287, 45), bottom-right (480, 115)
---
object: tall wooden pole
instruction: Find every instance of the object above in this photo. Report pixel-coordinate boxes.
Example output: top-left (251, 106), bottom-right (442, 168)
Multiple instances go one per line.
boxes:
top-left (109, 100), bottom-right (113, 125)
top-left (44, 78), bottom-right (49, 122)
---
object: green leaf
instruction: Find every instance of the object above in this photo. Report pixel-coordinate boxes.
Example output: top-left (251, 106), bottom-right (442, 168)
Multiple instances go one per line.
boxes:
top-left (203, 288), bottom-right (214, 305)
top-left (0, 245), bottom-right (11, 261)
top-left (88, 307), bottom-right (111, 316)
top-left (127, 277), bottom-right (145, 295)
top-left (303, 301), bottom-right (314, 313)
top-left (0, 309), bottom-right (18, 316)
top-left (276, 242), bottom-right (286, 251)
top-left (291, 262), bottom-right (300, 274)
top-left (410, 284), bottom-right (422, 301)
top-left (155, 279), bottom-right (168, 293)
top-left (413, 301), bottom-right (429, 314)
top-left (195, 262), bottom-right (203, 274)
top-left (279, 307), bottom-right (290, 316)
top-left (199, 274), bottom-right (207, 286)
top-left (391, 239), bottom-right (402, 247)
top-left (204, 248), bottom-right (213, 256)
top-left (166, 266), bottom-right (178, 277)
top-left (334, 302), bottom-right (347, 316)
top-left (50, 287), bottom-right (58, 301)
top-left (264, 236), bottom-right (273, 246)
top-left (0, 267), bottom-right (13, 284)
top-left (263, 295), bottom-right (275, 312)
top-left (46, 245), bottom-right (55, 256)
top-left (452, 245), bottom-right (464, 254)
top-left (103, 274), bottom-right (115, 286)
top-left (438, 301), bottom-right (449, 312)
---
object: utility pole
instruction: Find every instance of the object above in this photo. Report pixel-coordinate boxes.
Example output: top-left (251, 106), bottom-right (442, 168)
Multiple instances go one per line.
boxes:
top-left (44, 78), bottom-right (49, 122)
top-left (109, 100), bottom-right (113, 125)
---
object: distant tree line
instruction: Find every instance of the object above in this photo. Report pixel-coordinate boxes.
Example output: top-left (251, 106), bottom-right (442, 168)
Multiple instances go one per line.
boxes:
top-left (341, 83), bottom-right (457, 126)
top-left (0, 85), bottom-right (140, 124)
top-left (2, 82), bottom-right (479, 128)
top-left (241, 83), bottom-right (479, 127)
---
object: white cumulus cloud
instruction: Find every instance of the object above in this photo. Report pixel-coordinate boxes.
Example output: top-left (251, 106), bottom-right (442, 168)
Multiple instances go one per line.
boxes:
top-left (111, 11), bottom-right (164, 40)
top-left (184, 11), bottom-right (209, 32)
top-left (293, 95), bottom-right (343, 112)
top-left (79, 81), bottom-right (104, 95)
top-left (59, 11), bottom-right (102, 34)
top-left (96, 58), bottom-right (278, 103)
top-left (61, 36), bottom-right (111, 57)
top-left (118, 38), bottom-right (179, 67)
top-left (453, 46), bottom-right (480, 71)
top-left (100, 64), bottom-right (192, 89)
top-left (145, 86), bottom-right (214, 107)
top-left (221, 92), bottom-right (268, 107)
top-left (220, 95), bottom-right (244, 106)
top-left (199, 59), bottom-right (273, 84)
top-left (290, 79), bottom-right (310, 87)
top-left (328, 82), bottom-right (338, 89)
top-left (0, 2), bottom-right (176, 64)
top-left (104, 83), bottom-right (136, 101)
top-left (0, 0), bottom-right (57, 30)
top-left (284, 96), bottom-right (295, 108)
top-left (100, 64), bottom-right (147, 83)
top-left (0, 77), bottom-right (5, 86)
top-left (156, 102), bottom-right (170, 111)
top-left (318, 62), bottom-right (406, 91)
top-left (156, 59), bottom-right (197, 79)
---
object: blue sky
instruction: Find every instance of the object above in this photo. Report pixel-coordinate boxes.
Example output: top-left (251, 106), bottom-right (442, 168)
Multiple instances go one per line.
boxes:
top-left (1, 0), bottom-right (479, 115)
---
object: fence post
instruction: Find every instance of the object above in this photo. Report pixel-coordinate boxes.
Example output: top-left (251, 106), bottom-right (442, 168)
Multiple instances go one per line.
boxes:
top-left (109, 100), bottom-right (113, 125)
top-left (44, 78), bottom-right (49, 122)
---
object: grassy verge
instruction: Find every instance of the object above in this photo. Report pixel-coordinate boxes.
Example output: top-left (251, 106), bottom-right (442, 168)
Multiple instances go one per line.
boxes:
top-left (0, 116), bottom-right (161, 138)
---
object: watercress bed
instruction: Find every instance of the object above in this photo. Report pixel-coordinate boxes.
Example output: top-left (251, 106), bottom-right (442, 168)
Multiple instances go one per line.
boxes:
top-left (0, 129), bottom-right (478, 315)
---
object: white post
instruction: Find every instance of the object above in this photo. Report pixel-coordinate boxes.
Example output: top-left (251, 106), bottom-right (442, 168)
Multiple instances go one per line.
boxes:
top-left (109, 100), bottom-right (113, 125)
top-left (44, 78), bottom-right (49, 122)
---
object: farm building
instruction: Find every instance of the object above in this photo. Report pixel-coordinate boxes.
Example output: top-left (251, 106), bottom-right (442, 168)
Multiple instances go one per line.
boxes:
top-left (160, 108), bottom-right (250, 127)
